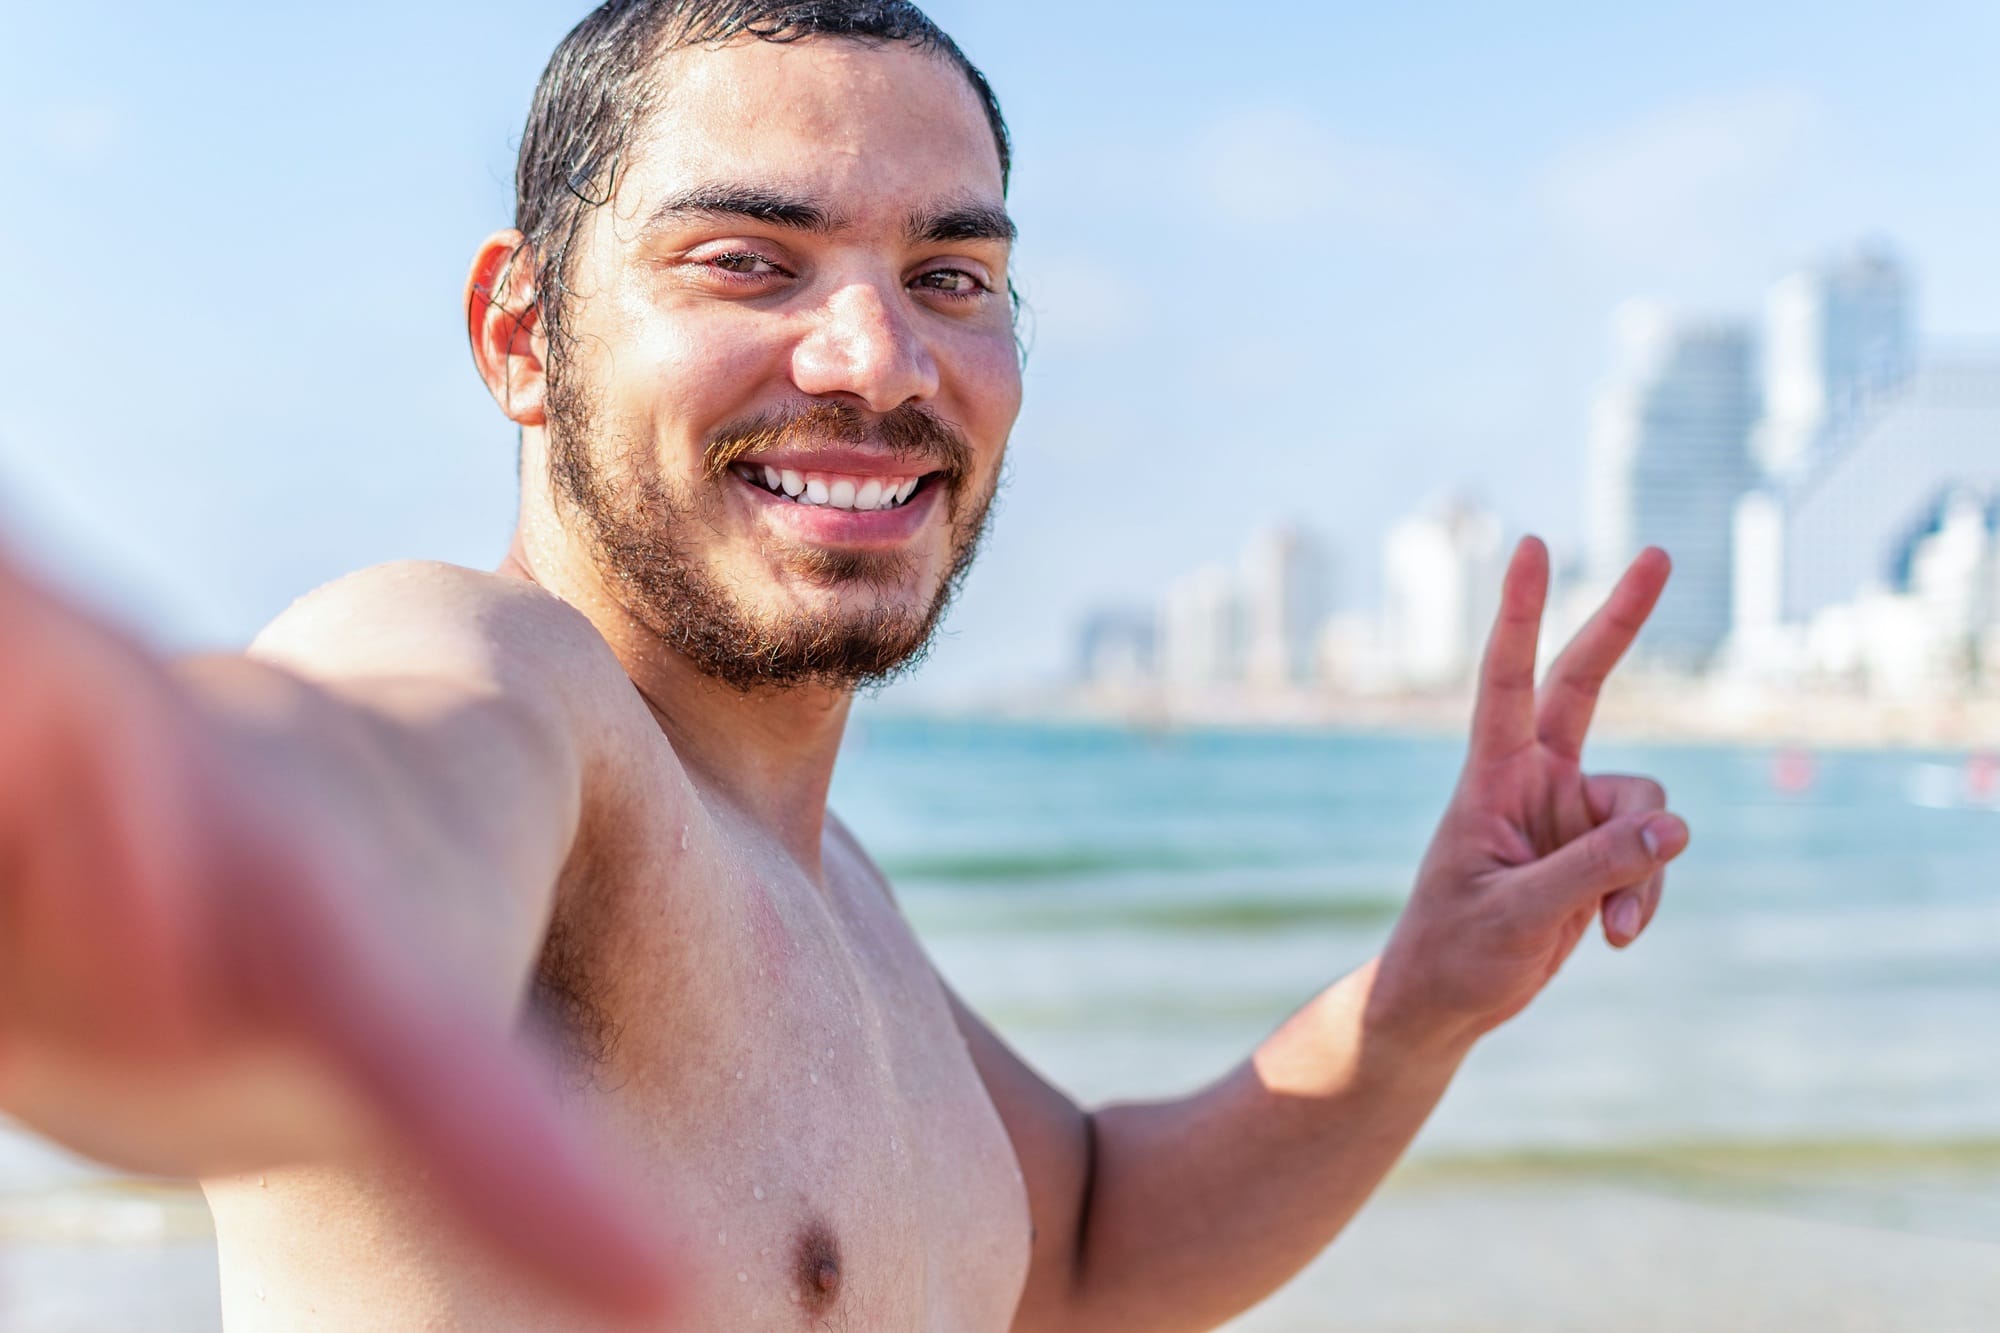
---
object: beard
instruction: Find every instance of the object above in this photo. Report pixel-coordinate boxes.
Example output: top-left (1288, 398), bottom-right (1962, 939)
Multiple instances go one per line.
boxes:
top-left (543, 358), bottom-right (999, 693)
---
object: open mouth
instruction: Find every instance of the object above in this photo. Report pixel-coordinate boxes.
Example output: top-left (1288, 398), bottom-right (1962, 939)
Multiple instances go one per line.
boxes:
top-left (732, 463), bottom-right (934, 512)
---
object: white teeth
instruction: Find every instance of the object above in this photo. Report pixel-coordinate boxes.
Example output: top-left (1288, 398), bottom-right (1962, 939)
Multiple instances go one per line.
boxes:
top-left (749, 468), bottom-right (923, 510)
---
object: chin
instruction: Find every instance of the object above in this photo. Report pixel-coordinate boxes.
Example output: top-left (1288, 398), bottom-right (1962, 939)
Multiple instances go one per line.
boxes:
top-left (769, 572), bottom-right (938, 626)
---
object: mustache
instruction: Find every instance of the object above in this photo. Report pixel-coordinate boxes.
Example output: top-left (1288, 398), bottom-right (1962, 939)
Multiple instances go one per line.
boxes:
top-left (702, 401), bottom-right (973, 485)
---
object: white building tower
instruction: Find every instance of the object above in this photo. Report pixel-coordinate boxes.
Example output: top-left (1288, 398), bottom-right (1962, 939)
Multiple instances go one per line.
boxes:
top-left (1382, 499), bottom-right (1503, 690)
top-left (1587, 302), bottom-right (1760, 669)
top-left (1241, 524), bottom-right (1331, 689)
top-left (1754, 245), bottom-right (1913, 483)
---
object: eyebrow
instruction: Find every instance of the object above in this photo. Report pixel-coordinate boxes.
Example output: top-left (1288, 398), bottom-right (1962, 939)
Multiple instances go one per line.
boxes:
top-left (643, 182), bottom-right (1016, 247)
top-left (645, 184), bottom-right (839, 235)
top-left (907, 200), bottom-right (1018, 246)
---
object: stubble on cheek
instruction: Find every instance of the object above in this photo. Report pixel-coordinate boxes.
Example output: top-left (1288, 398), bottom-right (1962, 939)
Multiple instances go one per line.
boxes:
top-left (543, 345), bottom-right (1006, 688)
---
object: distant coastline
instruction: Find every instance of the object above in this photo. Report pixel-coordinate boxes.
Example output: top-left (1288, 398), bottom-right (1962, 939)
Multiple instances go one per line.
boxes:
top-left (880, 681), bottom-right (2000, 754)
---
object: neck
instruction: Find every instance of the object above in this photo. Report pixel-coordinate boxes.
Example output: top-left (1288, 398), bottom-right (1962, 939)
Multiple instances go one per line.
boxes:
top-left (499, 521), bottom-right (852, 879)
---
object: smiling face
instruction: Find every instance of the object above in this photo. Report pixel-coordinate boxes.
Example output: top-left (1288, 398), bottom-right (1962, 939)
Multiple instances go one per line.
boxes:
top-left (530, 36), bottom-right (1020, 690)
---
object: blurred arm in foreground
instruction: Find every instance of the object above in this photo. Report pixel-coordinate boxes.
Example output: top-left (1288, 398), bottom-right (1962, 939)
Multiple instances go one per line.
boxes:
top-left (0, 547), bottom-right (678, 1321)
top-left (965, 539), bottom-right (1691, 1333)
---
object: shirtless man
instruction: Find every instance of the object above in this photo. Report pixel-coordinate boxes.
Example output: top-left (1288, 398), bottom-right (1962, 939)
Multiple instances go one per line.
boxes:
top-left (0, 3), bottom-right (1690, 1328)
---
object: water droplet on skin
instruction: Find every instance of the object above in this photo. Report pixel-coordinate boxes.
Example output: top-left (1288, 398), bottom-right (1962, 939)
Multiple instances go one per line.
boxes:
top-left (753, 1186), bottom-right (765, 1201)
top-left (824, 1047), bottom-right (834, 1060)
top-left (810, 1073), bottom-right (819, 1085)
top-left (737, 1270), bottom-right (748, 1283)
top-left (717, 1231), bottom-right (727, 1246)
top-left (735, 1068), bottom-right (744, 1080)
top-left (681, 826), bottom-right (689, 851)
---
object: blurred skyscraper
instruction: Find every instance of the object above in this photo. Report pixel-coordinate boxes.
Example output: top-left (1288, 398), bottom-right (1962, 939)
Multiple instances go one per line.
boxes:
top-left (1075, 607), bottom-right (1157, 689)
top-left (1242, 524), bottom-right (1331, 689)
top-left (1734, 359), bottom-right (2000, 651)
top-left (1382, 499), bottom-right (1503, 690)
top-left (1753, 246), bottom-right (1914, 482)
top-left (1587, 303), bottom-right (1760, 668)
top-left (1160, 564), bottom-right (1246, 689)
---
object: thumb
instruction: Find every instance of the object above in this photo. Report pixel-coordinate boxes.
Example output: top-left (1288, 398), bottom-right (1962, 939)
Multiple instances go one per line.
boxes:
top-left (1500, 812), bottom-right (1688, 925)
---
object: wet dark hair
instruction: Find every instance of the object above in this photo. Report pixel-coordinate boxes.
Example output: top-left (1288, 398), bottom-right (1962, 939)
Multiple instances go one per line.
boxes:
top-left (511, 1), bottom-right (1012, 349)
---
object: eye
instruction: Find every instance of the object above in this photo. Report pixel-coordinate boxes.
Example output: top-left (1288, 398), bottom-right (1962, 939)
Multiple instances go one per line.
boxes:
top-left (708, 250), bottom-right (787, 277)
top-left (913, 268), bottom-right (989, 300)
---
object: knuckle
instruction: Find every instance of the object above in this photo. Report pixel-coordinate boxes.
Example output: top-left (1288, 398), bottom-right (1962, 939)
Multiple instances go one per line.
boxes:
top-left (1585, 828), bottom-right (1638, 883)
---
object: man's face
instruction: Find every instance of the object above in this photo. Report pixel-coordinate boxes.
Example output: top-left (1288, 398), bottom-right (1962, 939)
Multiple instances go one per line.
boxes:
top-left (542, 37), bottom-right (1020, 690)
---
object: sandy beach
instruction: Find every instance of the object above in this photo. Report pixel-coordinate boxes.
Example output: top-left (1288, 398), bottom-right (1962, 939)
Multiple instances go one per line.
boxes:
top-left (4, 1154), bottom-right (1998, 1330)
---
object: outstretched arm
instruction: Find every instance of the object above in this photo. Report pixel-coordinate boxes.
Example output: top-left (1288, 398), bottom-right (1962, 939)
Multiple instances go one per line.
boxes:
top-left (969, 539), bottom-right (1690, 1333)
top-left (0, 551), bottom-right (679, 1319)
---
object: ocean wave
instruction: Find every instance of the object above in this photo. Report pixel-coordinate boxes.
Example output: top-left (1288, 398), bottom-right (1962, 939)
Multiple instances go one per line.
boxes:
top-left (880, 846), bottom-right (1266, 883)
top-left (905, 888), bottom-right (1405, 933)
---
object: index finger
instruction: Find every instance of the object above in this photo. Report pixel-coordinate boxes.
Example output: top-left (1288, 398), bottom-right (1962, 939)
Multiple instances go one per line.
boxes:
top-left (1468, 537), bottom-right (1550, 764)
top-left (1536, 548), bottom-right (1671, 762)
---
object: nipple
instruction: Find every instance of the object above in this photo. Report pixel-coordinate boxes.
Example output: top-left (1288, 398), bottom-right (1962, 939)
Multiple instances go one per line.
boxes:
top-left (794, 1218), bottom-right (843, 1313)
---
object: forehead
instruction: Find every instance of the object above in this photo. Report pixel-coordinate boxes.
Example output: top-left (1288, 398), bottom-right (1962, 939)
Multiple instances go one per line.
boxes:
top-left (620, 38), bottom-right (1004, 220)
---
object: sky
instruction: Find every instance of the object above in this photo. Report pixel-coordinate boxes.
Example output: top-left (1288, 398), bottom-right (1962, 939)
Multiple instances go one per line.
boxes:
top-left (5, 1), bottom-right (2000, 698)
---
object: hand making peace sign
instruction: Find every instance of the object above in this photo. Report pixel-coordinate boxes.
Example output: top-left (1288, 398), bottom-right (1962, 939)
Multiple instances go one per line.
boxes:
top-left (1373, 538), bottom-right (1691, 1055)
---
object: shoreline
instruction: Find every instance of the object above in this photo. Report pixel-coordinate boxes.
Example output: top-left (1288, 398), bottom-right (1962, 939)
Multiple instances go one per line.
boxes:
top-left (6, 1155), bottom-right (1997, 1333)
top-left (870, 682), bottom-right (2000, 754)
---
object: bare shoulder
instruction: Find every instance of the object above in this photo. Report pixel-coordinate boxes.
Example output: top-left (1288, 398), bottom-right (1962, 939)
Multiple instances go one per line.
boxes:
top-left (253, 562), bottom-right (620, 694)
top-left (250, 561), bottom-right (684, 814)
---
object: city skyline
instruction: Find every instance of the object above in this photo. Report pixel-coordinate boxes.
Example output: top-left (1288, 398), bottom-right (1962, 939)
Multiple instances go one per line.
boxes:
top-left (1070, 239), bottom-right (2000, 711)
top-left (7, 3), bottom-right (2000, 700)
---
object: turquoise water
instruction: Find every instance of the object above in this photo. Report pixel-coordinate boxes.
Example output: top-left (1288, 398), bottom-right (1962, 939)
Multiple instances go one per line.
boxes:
top-left (833, 718), bottom-right (2000, 1172)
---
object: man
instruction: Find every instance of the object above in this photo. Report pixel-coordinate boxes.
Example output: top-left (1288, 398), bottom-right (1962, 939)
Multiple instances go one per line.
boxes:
top-left (0, 2), bottom-right (1688, 1328)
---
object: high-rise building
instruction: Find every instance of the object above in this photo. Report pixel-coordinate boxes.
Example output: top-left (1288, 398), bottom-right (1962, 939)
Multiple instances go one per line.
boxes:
top-left (1754, 246), bottom-right (1913, 482)
top-left (1587, 302), bottom-right (1760, 668)
top-left (1075, 608), bottom-right (1157, 690)
top-left (1736, 359), bottom-right (2000, 637)
top-left (1382, 499), bottom-right (1502, 690)
top-left (1159, 564), bottom-right (1245, 689)
top-left (1898, 485), bottom-right (1998, 646)
top-left (1241, 524), bottom-right (1331, 688)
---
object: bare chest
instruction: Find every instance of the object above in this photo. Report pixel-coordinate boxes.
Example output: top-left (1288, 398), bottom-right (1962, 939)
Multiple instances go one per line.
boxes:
top-left (539, 818), bottom-right (1031, 1330)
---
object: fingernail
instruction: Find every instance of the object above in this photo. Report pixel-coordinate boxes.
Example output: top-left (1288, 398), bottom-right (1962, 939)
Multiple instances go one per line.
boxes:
top-left (1610, 895), bottom-right (1641, 940)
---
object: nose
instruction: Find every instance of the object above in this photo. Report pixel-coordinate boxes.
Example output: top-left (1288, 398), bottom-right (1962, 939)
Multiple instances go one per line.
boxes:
top-left (790, 281), bottom-right (940, 414)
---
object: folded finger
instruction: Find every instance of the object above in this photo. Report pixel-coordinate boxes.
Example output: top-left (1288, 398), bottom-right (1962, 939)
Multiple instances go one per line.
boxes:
top-left (1584, 773), bottom-right (1667, 823)
top-left (1506, 810), bottom-right (1687, 930)
top-left (1602, 868), bottom-right (1664, 948)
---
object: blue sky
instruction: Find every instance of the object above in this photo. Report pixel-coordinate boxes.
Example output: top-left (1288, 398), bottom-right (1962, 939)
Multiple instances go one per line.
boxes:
top-left (5, 1), bottom-right (1999, 696)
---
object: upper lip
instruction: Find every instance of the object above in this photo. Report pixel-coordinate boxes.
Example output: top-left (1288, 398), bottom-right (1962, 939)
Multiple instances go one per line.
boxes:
top-left (730, 446), bottom-right (944, 478)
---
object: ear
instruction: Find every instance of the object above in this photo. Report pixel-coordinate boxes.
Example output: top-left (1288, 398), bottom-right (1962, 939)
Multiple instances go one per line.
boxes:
top-left (465, 230), bottom-right (549, 427)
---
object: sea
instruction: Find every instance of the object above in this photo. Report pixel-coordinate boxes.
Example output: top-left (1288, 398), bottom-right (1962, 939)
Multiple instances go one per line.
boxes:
top-left (6, 717), bottom-right (2000, 1326)
top-left (841, 719), bottom-right (2000, 1160)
